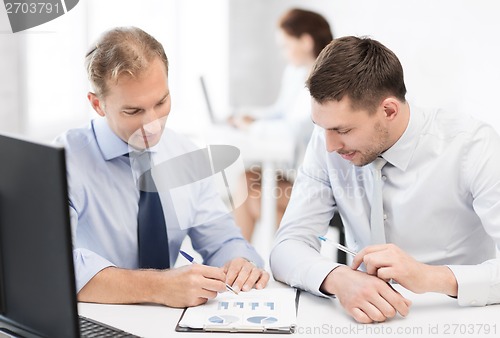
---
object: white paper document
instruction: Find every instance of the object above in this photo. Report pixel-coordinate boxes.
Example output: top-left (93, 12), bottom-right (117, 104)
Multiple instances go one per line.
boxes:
top-left (176, 287), bottom-right (298, 333)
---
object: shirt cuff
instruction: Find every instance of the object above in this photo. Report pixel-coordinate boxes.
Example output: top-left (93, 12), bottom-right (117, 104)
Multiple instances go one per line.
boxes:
top-left (447, 264), bottom-right (491, 306)
top-left (301, 259), bottom-right (340, 298)
top-left (73, 248), bottom-right (116, 292)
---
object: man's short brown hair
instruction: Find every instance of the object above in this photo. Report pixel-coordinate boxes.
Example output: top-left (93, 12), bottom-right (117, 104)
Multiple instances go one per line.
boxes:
top-left (85, 26), bottom-right (169, 98)
top-left (306, 36), bottom-right (406, 113)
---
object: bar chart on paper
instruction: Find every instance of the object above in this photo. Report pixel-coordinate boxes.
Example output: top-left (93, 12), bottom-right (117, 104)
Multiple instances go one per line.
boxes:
top-left (177, 288), bottom-right (297, 332)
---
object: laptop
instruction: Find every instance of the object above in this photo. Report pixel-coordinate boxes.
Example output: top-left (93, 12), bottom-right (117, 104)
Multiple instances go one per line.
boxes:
top-left (199, 76), bottom-right (234, 125)
top-left (0, 133), bottom-right (139, 338)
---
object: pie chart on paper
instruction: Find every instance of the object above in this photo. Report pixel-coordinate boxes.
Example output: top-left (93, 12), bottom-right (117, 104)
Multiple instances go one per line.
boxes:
top-left (208, 315), bottom-right (239, 325)
top-left (247, 316), bottom-right (278, 325)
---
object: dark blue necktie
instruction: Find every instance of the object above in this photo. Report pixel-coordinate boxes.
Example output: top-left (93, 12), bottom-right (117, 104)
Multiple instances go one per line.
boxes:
top-left (132, 152), bottom-right (170, 269)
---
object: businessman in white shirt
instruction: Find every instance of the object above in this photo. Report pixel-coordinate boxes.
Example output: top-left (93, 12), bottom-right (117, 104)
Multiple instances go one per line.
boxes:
top-left (270, 36), bottom-right (500, 323)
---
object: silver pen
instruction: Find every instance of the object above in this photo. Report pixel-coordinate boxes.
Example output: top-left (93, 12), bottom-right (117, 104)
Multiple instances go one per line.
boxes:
top-left (318, 236), bottom-right (358, 257)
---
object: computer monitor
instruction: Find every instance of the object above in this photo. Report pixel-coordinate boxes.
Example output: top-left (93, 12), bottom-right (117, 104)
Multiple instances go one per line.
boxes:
top-left (0, 132), bottom-right (79, 337)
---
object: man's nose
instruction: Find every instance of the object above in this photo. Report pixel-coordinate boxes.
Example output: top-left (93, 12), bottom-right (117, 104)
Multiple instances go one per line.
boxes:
top-left (142, 110), bottom-right (162, 134)
top-left (325, 131), bottom-right (343, 153)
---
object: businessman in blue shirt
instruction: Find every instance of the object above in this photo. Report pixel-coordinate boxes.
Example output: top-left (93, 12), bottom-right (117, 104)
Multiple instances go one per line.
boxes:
top-left (56, 26), bottom-right (269, 308)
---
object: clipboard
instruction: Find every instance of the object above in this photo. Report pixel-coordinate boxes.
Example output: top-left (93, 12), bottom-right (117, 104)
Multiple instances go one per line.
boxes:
top-left (175, 288), bottom-right (300, 334)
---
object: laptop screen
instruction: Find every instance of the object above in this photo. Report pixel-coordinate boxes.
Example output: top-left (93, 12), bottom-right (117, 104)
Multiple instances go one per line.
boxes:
top-left (0, 133), bottom-right (79, 338)
top-left (199, 76), bottom-right (217, 124)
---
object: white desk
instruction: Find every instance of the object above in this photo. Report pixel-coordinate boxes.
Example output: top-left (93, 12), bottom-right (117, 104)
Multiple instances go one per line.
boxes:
top-left (79, 280), bottom-right (499, 338)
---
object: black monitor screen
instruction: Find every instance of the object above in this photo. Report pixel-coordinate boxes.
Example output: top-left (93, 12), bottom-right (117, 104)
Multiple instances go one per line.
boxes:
top-left (0, 133), bottom-right (79, 338)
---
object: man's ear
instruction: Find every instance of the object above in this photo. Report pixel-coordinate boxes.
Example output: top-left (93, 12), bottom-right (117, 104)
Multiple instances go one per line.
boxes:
top-left (381, 97), bottom-right (400, 121)
top-left (87, 92), bottom-right (106, 117)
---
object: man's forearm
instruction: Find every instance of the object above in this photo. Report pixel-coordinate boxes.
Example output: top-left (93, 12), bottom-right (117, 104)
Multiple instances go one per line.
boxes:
top-left (77, 266), bottom-right (165, 305)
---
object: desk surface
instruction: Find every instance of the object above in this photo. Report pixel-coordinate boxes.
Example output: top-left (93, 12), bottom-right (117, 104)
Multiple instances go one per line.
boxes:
top-left (78, 280), bottom-right (499, 338)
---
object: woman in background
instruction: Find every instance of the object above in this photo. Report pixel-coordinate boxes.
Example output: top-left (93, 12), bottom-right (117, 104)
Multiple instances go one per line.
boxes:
top-left (231, 8), bottom-right (334, 241)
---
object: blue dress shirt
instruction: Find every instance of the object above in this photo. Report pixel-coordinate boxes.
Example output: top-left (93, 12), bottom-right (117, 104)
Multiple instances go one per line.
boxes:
top-left (271, 104), bottom-right (500, 307)
top-left (55, 118), bottom-right (263, 292)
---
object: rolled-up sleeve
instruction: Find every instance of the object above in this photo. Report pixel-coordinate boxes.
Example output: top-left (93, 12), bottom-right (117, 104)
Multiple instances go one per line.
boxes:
top-left (69, 205), bottom-right (115, 292)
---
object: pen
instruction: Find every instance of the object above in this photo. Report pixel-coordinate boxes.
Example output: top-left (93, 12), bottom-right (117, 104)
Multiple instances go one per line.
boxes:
top-left (318, 236), bottom-right (358, 257)
top-left (179, 250), bottom-right (238, 295)
top-left (319, 237), bottom-right (398, 287)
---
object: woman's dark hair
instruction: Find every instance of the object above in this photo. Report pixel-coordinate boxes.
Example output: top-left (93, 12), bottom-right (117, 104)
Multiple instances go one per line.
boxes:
top-left (279, 8), bottom-right (333, 57)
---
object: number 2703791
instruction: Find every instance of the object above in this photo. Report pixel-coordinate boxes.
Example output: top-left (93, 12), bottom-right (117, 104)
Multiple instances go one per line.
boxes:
top-left (5, 2), bottom-right (61, 14)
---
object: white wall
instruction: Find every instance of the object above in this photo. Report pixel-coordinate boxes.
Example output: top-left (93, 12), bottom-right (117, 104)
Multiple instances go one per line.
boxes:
top-left (22, 4), bottom-right (89, 140)
top-left (0, 2), bottom-right (89, 140)
top-left (170, 0), bottom-right (230, 135)
top-left (0, 0), bottom-right (229, 141)
top-left (0, 8), bottom-right (21, 134)
top-left (229, 0), bottom-right (500, 132)
top-left (330, 0), bottom-right (500, 132)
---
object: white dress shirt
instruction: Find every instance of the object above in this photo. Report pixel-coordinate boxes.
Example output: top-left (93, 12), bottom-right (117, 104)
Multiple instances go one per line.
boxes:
top-left (270, 104), bottom-right (500, 306)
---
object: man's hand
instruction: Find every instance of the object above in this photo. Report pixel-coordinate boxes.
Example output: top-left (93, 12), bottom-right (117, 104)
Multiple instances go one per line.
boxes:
top-left (223, 257), bottom-right (270, 293)
top-left (320, 266), bottom-right (412, 324)
top-left (158, 264), bottom-right (228, 307)
top-left (351, 244), bottom-right (458, 296)
top-left (227, 115), bottom-right (255, 130)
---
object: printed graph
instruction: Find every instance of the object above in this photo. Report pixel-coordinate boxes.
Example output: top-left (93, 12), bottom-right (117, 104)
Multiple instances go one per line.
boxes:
top-left (247, 316), bottom-right (278, 325)
top-left (264, 302), bottom-right (275, 310)
top-left (208, 315), bottom-right (239, 325)
top-left (217, 301), bottom-right (229, 310)
top-left (180, 289), bottom-right (297, 331)
top-left (216, 300), bottom-right (276, 311)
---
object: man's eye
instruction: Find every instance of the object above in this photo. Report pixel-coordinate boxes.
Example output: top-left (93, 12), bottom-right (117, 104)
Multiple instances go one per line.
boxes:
top-left (123, 110), bottom-right (140, 115)
top-left (337, 130), bottom-right (350, 135)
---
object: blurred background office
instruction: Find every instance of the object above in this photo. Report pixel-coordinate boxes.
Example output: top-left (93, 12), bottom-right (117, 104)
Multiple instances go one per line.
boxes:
top-left (230, 8), bottom-right (333, 241)
top-left (1, 0), bottom-right (500, 256)
top-left (2, 0), bottom-right (500, 140)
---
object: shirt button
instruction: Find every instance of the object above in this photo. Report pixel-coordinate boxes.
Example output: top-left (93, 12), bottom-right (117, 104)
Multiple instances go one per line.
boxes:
top-left (383, 214), bottom-right (388, 220)
top-left (382, 175), bottom-right (387, 181)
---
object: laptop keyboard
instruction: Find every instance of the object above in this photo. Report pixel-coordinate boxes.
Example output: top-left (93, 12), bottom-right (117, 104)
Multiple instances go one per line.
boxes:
top-left (79, 315), bottom-right (141, 337)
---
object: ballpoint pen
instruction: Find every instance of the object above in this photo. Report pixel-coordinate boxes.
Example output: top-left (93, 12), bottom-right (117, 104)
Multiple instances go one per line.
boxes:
top-left (319, 236), bottom-right (399, 287)
top-left (179, 250), bottom-right (238, 295)
top-left (318, 236), bottom-right (358, 257)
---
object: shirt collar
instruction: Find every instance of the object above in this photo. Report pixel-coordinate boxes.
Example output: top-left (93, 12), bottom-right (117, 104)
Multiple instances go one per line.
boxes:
top-left (93, 118), bottom-right (129, 160)
top-left (93, 118), bottom-right (162, 161)
top-left (381, 103), bottom-right (424, 172)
